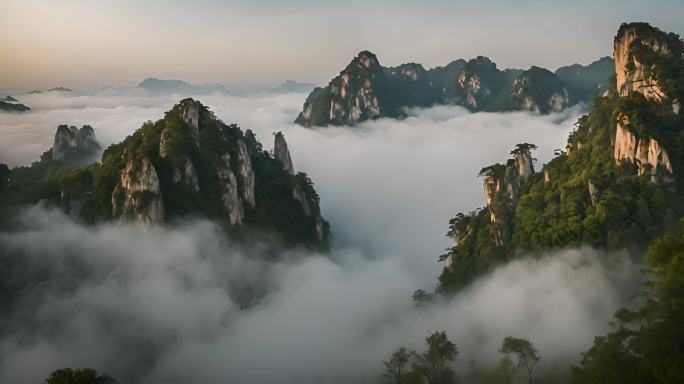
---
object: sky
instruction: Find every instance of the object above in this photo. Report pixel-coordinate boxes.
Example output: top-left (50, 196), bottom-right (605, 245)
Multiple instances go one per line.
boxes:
top-left (2, 0), bottom-right (684, 90)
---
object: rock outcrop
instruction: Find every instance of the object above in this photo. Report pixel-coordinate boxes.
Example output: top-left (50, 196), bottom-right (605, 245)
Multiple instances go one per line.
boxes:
top-left (510, 67), bottom-right (571, 114)
top-left (612, 23), bottom-right (682, 183)
top-left (217, 152), bottom-right (244, 225)
top-left (52, 125), bottom-right (100, 162)
top-left (456, 56), bottom-right (506, 109)
top-left (236, 139), bottom-right (255, 208)
top-left (614, 23), bottom-right (669, 101)
top-left (273, 133), bottom-right (327, 240)
top-left (614, 116), bottom-right (673, 182)
top-left (481, 144), bottom-right (535, 246)
top-left (112, 157), bottom-right (165, 225)
top-left (274, 132), bottom-right (294, 175)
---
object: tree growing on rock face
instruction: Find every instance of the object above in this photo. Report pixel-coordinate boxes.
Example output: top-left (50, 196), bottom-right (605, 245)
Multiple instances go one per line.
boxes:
top-left (382, 346), bottom-right (411, 384)
top-left (411, 331), bottom-right (459, 384)
top-left (499, 336), bottom-right (540, 384)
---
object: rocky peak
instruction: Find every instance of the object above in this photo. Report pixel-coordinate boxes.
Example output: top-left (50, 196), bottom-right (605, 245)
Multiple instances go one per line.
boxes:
top-left (480, 144), bottom-right (536, 246)
top-left (614, 23), bottom-right (670, 100)
top-left (355, 50), bottom-right (380, 69)
top-left (179, 98), bottom-right (200, 137)
top-left (390, 63), bottom-right (428, 81)
top-left (52, 124), bottom-right (101, 162)
top-left (456, 56), bottom-right (505, 109)
top-left (274, 132), bottom-right (294, 175)
top-left (510, 67), bottom-right (571, 114)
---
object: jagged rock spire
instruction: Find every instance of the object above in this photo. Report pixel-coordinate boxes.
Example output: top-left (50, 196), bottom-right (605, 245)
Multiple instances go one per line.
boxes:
top-left (274, 132), bottom-right (294, 175)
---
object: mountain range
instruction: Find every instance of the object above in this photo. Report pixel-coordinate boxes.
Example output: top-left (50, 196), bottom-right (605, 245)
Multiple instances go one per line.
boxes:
top-left (295, 53), bottom-right (613, 127)
top-left (137, 78), bottom-right (316, 95)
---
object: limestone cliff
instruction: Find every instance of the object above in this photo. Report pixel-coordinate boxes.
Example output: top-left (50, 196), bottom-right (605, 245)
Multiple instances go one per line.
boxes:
top-left (612, 23), bottom-right (684, 183)
top-left (112, 157), bottom-right (165, 225)
top-left (480, 144), bottom-right (535, 246)
top-left (52, 125), bottom-right (100, 162)
top-left (614, 23), bottom-right (670, 101)
top-left (273, 132), bottom-right (327, 240)
top-left (274, 132), bottom-right (294, 175)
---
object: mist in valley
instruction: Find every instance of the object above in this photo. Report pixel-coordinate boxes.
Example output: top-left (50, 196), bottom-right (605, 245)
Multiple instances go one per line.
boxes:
top-left (0, 90), bottom-right (642, 383)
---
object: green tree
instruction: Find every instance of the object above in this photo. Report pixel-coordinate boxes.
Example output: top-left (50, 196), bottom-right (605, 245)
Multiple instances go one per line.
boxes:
top-left (0, 163), bottom-right (9, 192)
top-left (382, 347), bottom-right (411, 384)
top-left (499, 337), bottom-right (540, 384)
top-left (46, 368), bottom-right (117, 384)
top-left (411, 331), bottom-right (459, 384)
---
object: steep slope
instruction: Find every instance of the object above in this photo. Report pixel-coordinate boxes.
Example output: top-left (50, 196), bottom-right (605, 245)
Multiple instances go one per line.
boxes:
top-left (0, 99), bottom-right (330, 248)
top-left (439, 22), bottom-right (684, 292)
top-left (297, 52), bottom-right (608, 127)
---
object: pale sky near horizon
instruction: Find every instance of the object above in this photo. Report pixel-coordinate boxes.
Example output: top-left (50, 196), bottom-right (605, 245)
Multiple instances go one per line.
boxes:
top-left (2, 0), bottom-right (684, 90)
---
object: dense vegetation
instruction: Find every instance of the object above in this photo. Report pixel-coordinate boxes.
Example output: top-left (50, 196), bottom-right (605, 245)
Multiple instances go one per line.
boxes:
top-left (440, 71), bottom-right (684, 293)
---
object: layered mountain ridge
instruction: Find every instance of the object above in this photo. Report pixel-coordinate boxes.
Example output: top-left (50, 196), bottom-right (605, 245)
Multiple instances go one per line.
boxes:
top-left (296, 51), bottom-right (613, 127)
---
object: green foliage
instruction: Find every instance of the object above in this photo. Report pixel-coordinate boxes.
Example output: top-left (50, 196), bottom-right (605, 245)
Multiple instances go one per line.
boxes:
top-left (440, 79), bottom-right (684, 292)
top-left (499, 337), bottom-right (540, 384)
top-left (46, 368), bottom-right (117, 384)
top-left (381, 332), bottom-right (458, 384)
top-left (411, 331), bottom-right (459, 384)
top-left (570, 220), bottom-right (684, 383)
top-left (382, 347), bottom-right (411, 384)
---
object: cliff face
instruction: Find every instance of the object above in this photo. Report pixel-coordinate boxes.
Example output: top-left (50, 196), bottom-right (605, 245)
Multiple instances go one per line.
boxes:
top-left (52, 125), bottom-right (101, 162)
top-left (481, 145), bottom-right (535, 246)
top-left (274, 132), bottom-right (294, 175)
top-left (614, 23), bottom-right (669, 101)
top-left (273, 132), bottom-right (327, 240)
top-left (612, 23), bottom-right (684, 183)
top-left (112, 157), bottom-right (165, 225)
top-left (614, 115), bottom-right (673, 182)
top-left (296, 51), bottom-right (613, 127)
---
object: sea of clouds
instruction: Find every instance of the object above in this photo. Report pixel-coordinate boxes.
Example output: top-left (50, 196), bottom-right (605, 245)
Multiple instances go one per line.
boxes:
top-left (0, 89), bottom-right (639, 383)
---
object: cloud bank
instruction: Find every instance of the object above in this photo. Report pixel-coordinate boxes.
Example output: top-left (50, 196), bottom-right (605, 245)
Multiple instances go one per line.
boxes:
top-left (0, 90), bottom-right (636, 383)
top-left (0, 89), bottom-right (579, 279)
top-left (0, 207), bottom-right (639, 384)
